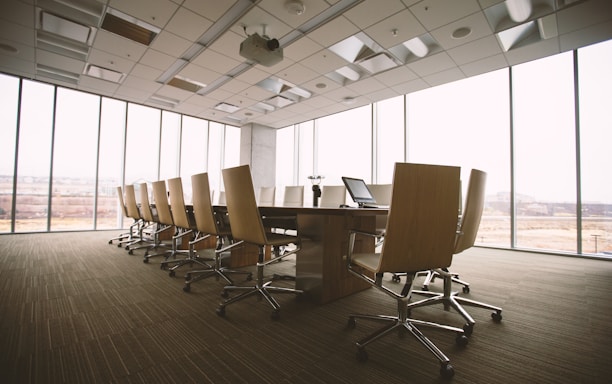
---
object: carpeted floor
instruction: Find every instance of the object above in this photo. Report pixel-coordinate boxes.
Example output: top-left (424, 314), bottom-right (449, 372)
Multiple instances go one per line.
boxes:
top-left (1, 230), bottom-right (611, 383)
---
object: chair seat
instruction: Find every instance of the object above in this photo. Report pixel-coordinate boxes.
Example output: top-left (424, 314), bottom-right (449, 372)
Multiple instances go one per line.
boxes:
top-left (265, 232), bottom-right (299, 247)
top-left (352, 253), bottom-right (381, 272)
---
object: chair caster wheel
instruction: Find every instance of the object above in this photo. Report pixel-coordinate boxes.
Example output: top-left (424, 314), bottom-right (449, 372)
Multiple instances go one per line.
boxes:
top-left (463, 323), bottom-right (473, 336)
top-left (216, 306), bottom-right (226, 317)
top-left (356, 348), bottom-right (368, 362)
top-left (185, 273), bottom-right (191, 280)
top-left (347, 317), bottom-right (356, 329)
top-left (462, 286), bottom-right (470, 294)
top-left (183, 284), bottom-right (190, 292)
top-left (169, 270), bottom-right (175, 277)
top-left (108, 240), bottom-right (112, 244)
top-left (421, 285), bottom-right (429, 291)
top-left (456, 333), bottom-right (469, 347)
top-left (440, 363), bottom-right (455, 379)
top-left (271, 310), bottom-right (280, 320)
top-left (391, 275), bottom-right (401, 283)
top-left (128, 250), bottom-right (133, 255)
top-left (492, 311), bottom-right (502, 322)
top-left (143, 258), bottom-right (149, 263)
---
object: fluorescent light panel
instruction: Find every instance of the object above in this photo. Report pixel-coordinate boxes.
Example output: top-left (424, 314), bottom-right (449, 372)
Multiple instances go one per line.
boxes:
top-left (40, 11), bottom-right (92, 44)
top-left (102, 8), bottom-right (160, 46)
top-left (84, 63), bottom-right (125, 83)
top-left (214, 102), bottom-right (240, 113)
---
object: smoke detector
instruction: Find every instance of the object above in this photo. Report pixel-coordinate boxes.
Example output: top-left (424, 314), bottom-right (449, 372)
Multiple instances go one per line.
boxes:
top-left (285, 0), bottom-right (305, 16)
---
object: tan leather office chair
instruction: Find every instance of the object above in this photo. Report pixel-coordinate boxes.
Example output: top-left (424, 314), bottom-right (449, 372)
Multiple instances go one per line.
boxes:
top-left (108, 186), bottom-right (133, 245)
top-left (366, 183), bottom-right (392, 205)
top-left (143, 180), bottom-right (176, 263)
top-left (345, 163), bottom-right (468, 379)
top-left (183, 172), bottom-right (252, 292)
top-left (126, 182), bottom-right (173, 255)
top-left (159, 177), bottom-right (205, 276)
top-left (319, 185), bottom-right (346, 207)
top-left (120, 184), bottom-right (148, 250)
top-left (407, 169), bottom-right (503, 336)
top-left (217, 165), bottom-right (302, 320)
top-left (257, 186), bottom-right (276, 206)
top-left (283, 185), bottom-right (304, 207)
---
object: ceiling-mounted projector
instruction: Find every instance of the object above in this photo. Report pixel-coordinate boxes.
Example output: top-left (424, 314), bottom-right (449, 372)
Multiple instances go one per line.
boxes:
top-left (239, 33), bottom-right (283, 67)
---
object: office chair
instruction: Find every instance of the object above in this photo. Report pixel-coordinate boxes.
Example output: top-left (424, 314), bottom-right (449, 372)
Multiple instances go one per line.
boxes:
top-left (345, 163), bottom-right (468, 378)
top-left (143, 180), bottom-right (177, 264)
top-left (126, 182), bottom-right (173, 255)
top-left (120, 184), bottom-right (149, 250)
top-left (407, 169), bottom-right (503, 336)
top-left (217, 165), bottom-right (302, 320)
top-left (319, 185), bottom-right (346, 207)
top-left (183, 172), bottom-right (252, 292)
top-left (282, 185), bottom-right (304, 207)
top-left (159, 177), bottom-right (206, 277)
top-left (108, 186), bottom-right (133, 245)
top-left (257, 186), bottom-right (276, 206)
top-left (366, 183), bottom-right (392, 205)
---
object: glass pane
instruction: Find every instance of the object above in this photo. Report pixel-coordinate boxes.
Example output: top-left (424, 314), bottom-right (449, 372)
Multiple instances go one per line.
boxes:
top-left (15, 80), bottom-right (55, 232)
top-left (376, 95), bottom-right (405, 183)
top-left (317, 106), bottom-right (372, 185)
top-left (97, 98), bottom-right (126, 229)
top-left (513, 52), bottom-right (577, 252)
top-left (578, 39), bottom-right (612, 255)
top-left (407, 69), bottom-right (511, 247)
top-left (125, 104), bottom-right (160, 185)
top-left (51, 88), bottom-right (100, 231)
top-left (276, 125), bottom-right (296, 189)
top-left (159, 111), bottom-right (181, 181)
top-left (0, 74), bottom-right (19, 233)
top-left (180, 116), bottom-right (208, 197)
top-left (205, 121), bottom-right (223, 204)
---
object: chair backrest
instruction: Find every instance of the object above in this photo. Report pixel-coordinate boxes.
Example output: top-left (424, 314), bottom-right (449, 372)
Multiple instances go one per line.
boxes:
top-left (138, 183), bottom-right (155, 222)
top-left (367, 184), bottom-right (392, 205)
top-left (116, 186), bottom-right (128, 217)
top-left (191, 172), bottom-right (221, 235)
top-left (167, 177), bottom-right (191, 229)
top-left (377, 163), bottom-right (461, 273)
top-left (257, 186), bottom-right (276, 206)
top-left (152, 180), bottom-right (174, 226)
top-left (320, 185), bottom-right (346, 207)
top-left (124, 184), bottom-right (142, 220)
top-left (283, 185), bottom-right (304, 207)
top-left (222, 165), bottom-right (268, 245)
top-left (454, 169), bottom-right (487, 254)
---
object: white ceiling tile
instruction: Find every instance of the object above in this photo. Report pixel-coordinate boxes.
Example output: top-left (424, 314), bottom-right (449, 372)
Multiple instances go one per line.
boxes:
top-left (108, 0), bottom-right (179, 29)
top-left (447, 35), bottom-right (503, 65)
top-left (459, 53), bottom-right (508, 77)
top-left (344, 0), bottom-right (407, 29)
top-left (283, 37), bottom-right (324, 62)
top-left (165, 7), bottom-right (214, 41)
top-left (150, 31), bottom-right (192, 58)
top-left (407, 51), bottom-right (456, 77)
top-left (191, 49), bottom-right (242, 74)
top-left (306, 16), bottom-right (360, 47)
top-left (409, 0), bottom-right (481, 30)
top-left (363, 9), bottom-right (426, 49)
top-left (431, 11), bottom-right (493, 50)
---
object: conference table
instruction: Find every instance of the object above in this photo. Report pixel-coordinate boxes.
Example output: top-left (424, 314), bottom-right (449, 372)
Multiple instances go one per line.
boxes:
top-left (252, 205), bottom-right (387, 304)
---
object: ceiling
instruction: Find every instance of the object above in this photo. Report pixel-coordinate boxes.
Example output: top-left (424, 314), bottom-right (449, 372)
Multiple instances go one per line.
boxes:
top-left (1, 0), bottom-right (611, 129)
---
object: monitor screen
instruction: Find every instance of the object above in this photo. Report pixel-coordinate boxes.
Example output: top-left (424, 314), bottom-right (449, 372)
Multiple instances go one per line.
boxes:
top-left (342, 177), bottom-right (377, 206)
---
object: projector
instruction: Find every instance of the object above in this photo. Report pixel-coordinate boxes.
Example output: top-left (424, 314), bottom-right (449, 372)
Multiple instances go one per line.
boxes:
top-left (239, 33), bottom-right (283, 67)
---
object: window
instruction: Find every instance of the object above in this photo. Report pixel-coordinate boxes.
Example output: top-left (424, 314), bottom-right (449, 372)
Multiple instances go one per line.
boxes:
top-left (512, 52), bottom-right (577, 252)
top-left (407, 69), bottom-right (511, 247)
top-left (125, 104), bottom-right (161, 185)
top-left (51, 88), bottom-right (100, 230)
top-left (578, 40), bottom-right (612, 255)
top-left (0, 74), bottom-right (19, 233)
top-left (159, 111), bottom-right (181, 181)
top-left (14, 80), bottom-right (55, 232)
top-left (375, 95), bottom-right (405, 183)
top-left (97, 98), bottom-right (126, 229)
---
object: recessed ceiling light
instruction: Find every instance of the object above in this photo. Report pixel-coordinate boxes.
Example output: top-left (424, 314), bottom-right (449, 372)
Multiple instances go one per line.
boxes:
top-left (315, 83), bottom-right (327, 89)
top-left (342, 96), bottom-right (356, 105)
top-left (452, 27), bottom-right (472, 39)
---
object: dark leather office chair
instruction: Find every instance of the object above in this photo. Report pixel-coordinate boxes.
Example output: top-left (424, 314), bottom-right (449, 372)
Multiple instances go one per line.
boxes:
top-left (183, 172), bottom-right (252, 292)
top-left (217, 165), bottom-right (302, 320)
top-left (345, 163), bottom-right (468, 378)
top-left (407, 169), bottom-right (503, 336)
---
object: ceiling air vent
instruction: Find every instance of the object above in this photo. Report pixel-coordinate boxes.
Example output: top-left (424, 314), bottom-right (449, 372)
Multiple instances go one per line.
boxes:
top-left (101, 8), bottom-right (160, 46)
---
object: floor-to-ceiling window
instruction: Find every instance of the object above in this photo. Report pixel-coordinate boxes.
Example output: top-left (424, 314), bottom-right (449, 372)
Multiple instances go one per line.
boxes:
top-left (577, 39), bottom-right (612, 255)
top-left (14, 80), bottom-right (55, 232)
top-left (0, 74), bottom-right (19, 233)
top-left (407, 69), bottom-right (511, 248)
top-left (375, 95), bottom-right (405, 184)
top-left (512, 52), bottom-right (577, 253)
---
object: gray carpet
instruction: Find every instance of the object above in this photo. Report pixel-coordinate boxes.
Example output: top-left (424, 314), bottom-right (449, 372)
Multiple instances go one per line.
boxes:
top-left (1, 231), bottom-right (611, 383)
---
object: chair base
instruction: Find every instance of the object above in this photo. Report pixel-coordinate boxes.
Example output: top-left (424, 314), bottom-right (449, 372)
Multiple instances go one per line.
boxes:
top-left (217, 280), bottom-right (302, 320)
top-left (408, 273), bottom-right (503, 335)
top-left (347, 311), bottom-right (466, 379)
top-left (183, 266), bottom-right (253, 292)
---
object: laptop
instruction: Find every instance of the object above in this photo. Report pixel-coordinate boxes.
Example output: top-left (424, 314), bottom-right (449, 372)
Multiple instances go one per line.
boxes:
top-left (341, 176), bottom-right (388, 208)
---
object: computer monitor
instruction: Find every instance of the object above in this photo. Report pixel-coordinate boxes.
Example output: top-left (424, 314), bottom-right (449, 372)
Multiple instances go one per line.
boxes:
top-left (342, 176), bottom-right (377, 207)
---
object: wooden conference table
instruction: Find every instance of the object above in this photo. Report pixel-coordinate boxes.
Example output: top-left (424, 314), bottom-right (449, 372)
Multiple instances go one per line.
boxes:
top-left (249, 205), bottom-right (387, 304)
